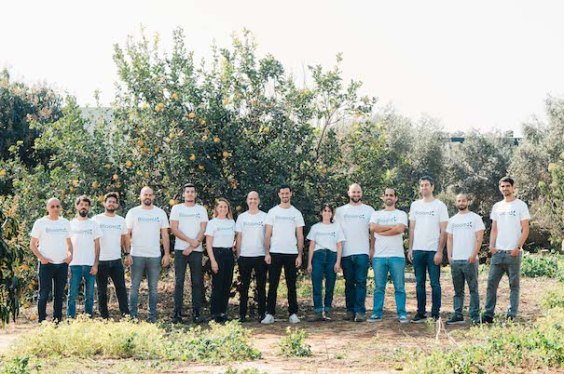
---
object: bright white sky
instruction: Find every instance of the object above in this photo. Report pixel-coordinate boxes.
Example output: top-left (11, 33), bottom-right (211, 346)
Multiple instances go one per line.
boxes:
top-left (2, 0), bottom-right (564, 134)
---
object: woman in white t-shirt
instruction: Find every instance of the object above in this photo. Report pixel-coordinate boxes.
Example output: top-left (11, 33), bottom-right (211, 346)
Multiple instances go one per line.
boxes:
top-left (205, 198), bottom-right (236, 323)
top-left (306, 204), bottom-right (345, 321)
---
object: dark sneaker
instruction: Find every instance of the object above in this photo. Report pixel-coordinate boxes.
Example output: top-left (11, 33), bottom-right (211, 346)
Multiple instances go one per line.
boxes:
top-left (446, 315), bottom-right (465, 325)
top-left (505, 315), bottom-right (515, 322)
top-left (410, 313), bottom-right (428, 324)
top-left (481, 314), bottom-right (494, 324)
top-left (354, 313), bottom-right (366, 322)
top-left (238, 316), bottom-right (248, 323)
top-left (432, 315), bottom-right (440, 322)
top-left (307, 312), bottom-right (324, 322)
top-left (323, 311), bottom-right (332, 321)
top-left (172, 314), bottom-right (183, 324)
top-left (343, 311), bottom-right (355, 321)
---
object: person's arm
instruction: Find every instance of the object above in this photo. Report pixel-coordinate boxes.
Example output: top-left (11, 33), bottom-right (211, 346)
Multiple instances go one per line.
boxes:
top-left (30, 237), bottom-right (51, 264)
top-left (434, 221), bottom-right (447, 265)
top-left (373, 224), bottom-right (394, 234)
top-left (446, 233), bottom-right (453, 263)
top-left (407, 220), bottom-right (415, 263)
top-left (369, 224), bottom-right (375, 260)
top-left (512, 220), bottom-right (530, 256)
top-left (470, 230), bottom-right (484, 263)
top-left (306, 240), bottom-right (315, 273)
top-left (206, 235), bottom-right (219, 273)
top-left (379, 224), bottom-right (406, 236)
top-left (334, 241), bottom-right (343, 273)
top-left (489, 220), bottom-right (498, 254)
top-left (296, 226), bottom-right (304, 268)
top-left (91, 238), bottom-right (100, 275)
top-left (121, 233), bottom-right (132, 266)
top-left (235, 232), bottom-right (242, 258)
top-left (264, 224), bottom-right (273, 264)
top-left (161, 228), bottom-right (171, 267)
top-left (170, 220), bottom-right (193, 243)
top-left (65, 238), bottom-right (73, 264)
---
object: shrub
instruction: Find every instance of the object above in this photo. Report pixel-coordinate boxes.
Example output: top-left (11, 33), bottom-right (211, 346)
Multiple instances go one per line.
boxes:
top-left (277, 327), bottom-right (312, 357)
top-left (521, 254), bottom-right (560, 278)
top-left (0, 356), bottom-right (31, 374)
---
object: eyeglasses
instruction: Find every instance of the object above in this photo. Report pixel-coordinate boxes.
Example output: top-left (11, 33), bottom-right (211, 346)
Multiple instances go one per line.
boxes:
top-left (50, 205), bottom-right (61, 208)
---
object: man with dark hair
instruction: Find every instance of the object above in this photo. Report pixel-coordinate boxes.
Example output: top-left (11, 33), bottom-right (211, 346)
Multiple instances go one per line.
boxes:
top-left (261, 184), bottom-right (305, 324)
top-left (482, 177), bottom-right (530, 323)
top-left (170, 183), bottom-right (208, 323)
top-left (30, 198), bottom-right (73, 322)
top-left (67, 195), bottom-right (102, 318)
top-left (93, 192), bottom-right (131, 319)
top-left (408, 176), bottom-right (449, 323)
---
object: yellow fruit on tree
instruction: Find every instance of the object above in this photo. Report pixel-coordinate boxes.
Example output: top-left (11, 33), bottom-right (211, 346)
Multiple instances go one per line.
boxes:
top-left (171, 92), bottom-right (179, 101)
top-left (137, 139), bottom-right (145, 147)
top-left (189, 154), bottom-right (196, 161)
top-left (125, 160), bottom-right (133, 168)
top-left (213, 136), bottom-right (220, 143)
top-left (113, 174), bottom-right (119, 181)
top-left (169, 199), bottom-right (178, 206)
top-left (72, 179), bottom-right (79, 187)
top-left (187, 112), bottom-right (196, 119)
top-left (222, 150), bottom-right (230, 158)
top-left (92, 181), bottom-right (100, 189)
top-left (104, 163), bottom-right (112, 169)
top-left (155, 103), bottom-right (165, 112)
top-left (198, 164), bottom-right (205, 171)
top-left (0, 169), bottom-right (6, 177)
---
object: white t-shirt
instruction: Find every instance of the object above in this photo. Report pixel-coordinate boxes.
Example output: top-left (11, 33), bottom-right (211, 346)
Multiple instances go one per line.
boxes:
top-left (409, 199), bottom-right (449, 252)
top-left (93, 214), bottom-right (128, 261)
top-left (69, 218), bottom-right (102, 266)
top-left (490, 199), bottom-right (530, 251)
top-left (30, 217), bottom-right (71, 264)
top-left (265, 205), bottom-right (305, 254)
top-left (125, 206), bottom-right (170, 258)
top-left (306, 222), bottom-right (345, 252)
top-left (370, 209), bottom-right (408, 258)
top-left (335, 203), bottom-right (375, 257)
top-left (446, 212), bottom-right (485, 260)
top-left (235, 211), bottom-right (267, 257)
top-left (170, 204), bottom-right (209, 251)
top-left (205, 218), bottom-right (236, 248)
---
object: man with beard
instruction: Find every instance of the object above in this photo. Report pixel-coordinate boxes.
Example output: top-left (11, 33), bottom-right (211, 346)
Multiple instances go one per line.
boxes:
top-left (30, 197), bottom-right (73, 322)
top-left (368, 188), bottom-right (408, 323)
top-left (126, 186), bottom-right (171, 322)
top-left (408, 176), bottom-right (449, 323)
top-left (335, 183), bottom-right (375, 322)
top-left (445, 193), bottom-right (485, 325)
top-left (482, 177), bottom-right (530, 323)
top-left (67, 195), bottom-right (102, 318)
top-left (170, 183), bottom-right (208, 324)
top-left (261, 185), bottom-right (305, 324)
top-left (93, 192), bottom-right (131, 319)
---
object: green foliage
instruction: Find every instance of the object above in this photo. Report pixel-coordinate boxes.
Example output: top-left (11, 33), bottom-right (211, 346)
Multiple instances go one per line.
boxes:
top-left (277, 327), bottom-right (312, 357)
top-left (0, 356), bottom-right (31, 374)
top-left (0, 208), bottom-right (25, 325)
top-left (521, 254), bottom-right (560, 278)
top-left (540, 287), bottom-right (564, 309)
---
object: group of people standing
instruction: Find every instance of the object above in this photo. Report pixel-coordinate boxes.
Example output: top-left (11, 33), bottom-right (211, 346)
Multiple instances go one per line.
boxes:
top-left (30, 175), bottom-right (529, 326)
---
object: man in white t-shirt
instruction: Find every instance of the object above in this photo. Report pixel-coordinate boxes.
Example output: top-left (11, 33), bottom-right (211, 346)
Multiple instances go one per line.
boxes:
top-left (67, 195), bottom-right (102, 318)
top-left (235, 191), bottom-right (268, 322)
top-left (408, 176), bottom-right (449, 323)
top-left (125, 186), bottom-right (171, 322)
top-left (446, 193), bottom-right (485, 325)
top-left (30, 197), bottom-right (73, 322)
top-left (93, 192), bottom-right (131, 319)
top-left (483, 177), bottom-right (530, 323)
top-left (261, 185), bottom-right (305, 324)
top-left (170, 183), bottom-right (208, 324)
top-left (368, 188), bottom-right (408, 323)
top-left (335, 183), bottom-right (375, 322)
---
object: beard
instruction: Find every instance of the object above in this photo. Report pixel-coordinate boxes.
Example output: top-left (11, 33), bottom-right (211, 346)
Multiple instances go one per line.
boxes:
top-left (457, 205), bottom-right (468, 211)
top-left (106, 208), bottom-right (116, 213)
top-left (351, 197), bottom-right (361, 203)
top-left (143, 199), bottom-right (152, 206)
top-left (79, 210), bottom-right (88, 217)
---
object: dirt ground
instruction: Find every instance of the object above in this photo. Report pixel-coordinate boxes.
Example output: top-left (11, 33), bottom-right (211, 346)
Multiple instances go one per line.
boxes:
top-left (0, 269), bottom-right (557, 373)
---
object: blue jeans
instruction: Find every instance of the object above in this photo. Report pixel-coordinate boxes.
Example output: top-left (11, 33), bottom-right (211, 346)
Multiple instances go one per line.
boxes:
top-left (451, 260), bottom-right (479, 320)
top-left (311, 249), bottom-right (337, 313)
top-left (341, 254), bottom-right (369, 315)
top-left (130, 256), bottom-right (161, 321)
top-left (484, 251), bottom-right (521, 318)
top-left (371, 257), bottom-right (407, 318)
top-left (67, 265), bottom-right (96, 318)
top-left (412, 250), bottom-right (441, 317)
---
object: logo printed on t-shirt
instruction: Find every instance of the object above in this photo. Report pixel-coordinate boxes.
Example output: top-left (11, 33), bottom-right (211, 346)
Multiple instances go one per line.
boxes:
top-left (138, 216), bottom-right (161, 223)
top-left (343, 213), bottom-right (366, 219)
top-left (275, 215), bottom-right (295, 222)
top-left (45, 227), bottom-right (68, 234)
top-left (179, 212), bottom-right (201, 219)
top-left (414, 210), bottom-right (436, 216)
top-left (215, 226), bottom-right (234, 232)
top-left (316, 231), bottom-right (336, 237)
top-left (72, 228), bottom-right (94, 235)
top-left (451, 222), bottom-right (473, 229)
top-left (243, 221), bottom-right (264, 227)
top-left (498, 210), bottom-right (517, 217)
top-left (377, 216), bottom-right (398, 225)
top-left (99, 224), bottom-right (123, 230)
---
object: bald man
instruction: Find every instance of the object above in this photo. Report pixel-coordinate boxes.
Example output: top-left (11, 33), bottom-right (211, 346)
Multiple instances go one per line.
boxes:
top-left (125, 186), bottom-right (171, 322)
top-left (30, 198), bottom-right (73, 322)
top-left (235, 191), bottom-right (268, 322)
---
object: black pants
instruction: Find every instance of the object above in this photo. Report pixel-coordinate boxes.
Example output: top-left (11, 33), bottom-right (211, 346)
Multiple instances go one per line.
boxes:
top-left (210, 247), bottom-right (235, 316)
top-left (38, 262), bottom-right (68, 322)
top-left (267, 253), bottom-right (298, 316)
top-left (238, 256), bottom-right (267, 319)
top-left (174, 251), bottom-right (204, 316)
top-left (96, 259), bottom-right (129, 318)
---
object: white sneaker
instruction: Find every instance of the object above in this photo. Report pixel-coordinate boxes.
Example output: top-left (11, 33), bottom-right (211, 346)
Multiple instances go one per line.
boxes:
top-left (289, 314), bottom-right (300, 324)
top-left (261, 313), bottom-right (275, 324)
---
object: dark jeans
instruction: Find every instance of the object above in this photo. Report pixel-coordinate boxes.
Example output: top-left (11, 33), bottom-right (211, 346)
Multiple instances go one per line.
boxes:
top-left (451, 260), bottom-right (479, 320)
top-left (38, 262), bottom-right (68, 323)
top-left (97, 259), bottom-right (129, 318)
top-left (174, 250), bottom-right (204, 316)
top-left (341, 254), bottom-right (369, 315)
top-left (311, 249), bottom-right (337, 313)
top-left (484, 251), bottom-right (521, 318)
top-left (267, 253), bottom-right (298, 316)
top-left (210, 247), bottom-right (235, 317)
top-left (413, 250), bottom-right (441, 317)
top-left (238, 255), bottom-right (267, 319)
top-left (130, 256), bottom-right (161, 321)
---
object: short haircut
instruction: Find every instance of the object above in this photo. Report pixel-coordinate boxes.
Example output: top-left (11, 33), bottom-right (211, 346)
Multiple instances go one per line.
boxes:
top-left (419, 175), bottom-right (435, 186)
top-left (384, 187), bottom-right (397, 197)
top-left (104, 192), bottom-right (120, 203)
top-left (318, 203), bottom-right (335, 223)
top-left (75, 195), bottom-right (92, 206)
top-left (499, 176), bottom-right (515, 186)
top-left (183, 183), bottom-right (197, 192)
top-left (279, 184), bottom-right (292, 192)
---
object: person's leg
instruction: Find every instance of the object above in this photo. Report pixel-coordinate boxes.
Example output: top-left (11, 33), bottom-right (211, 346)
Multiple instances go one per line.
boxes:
top-left (84, 266), bottom-right (95, 316)
top-left (173, 250), bottom-right (189, 317)
top-left (506, 252), bottom-right (522, 319)
top-left (427, 251), bottom-right (442, 318)
top-left (146, 257), bottom-right (161, 322)
top-left (221, 249), bottom-right (235, 315)
top-left (451, 261), bottom-right (465, 318)
top-left (389, 257), bottom-right (407, 318)
top-left (371, 257), bottom-right (387, 318)
top-left (412, 250), bottom-right (427, 316)
top-left (484, 252), bottom-right (506, 319)
top-left (324, 250), bottom-right (337, 313)
top-left (109, 260), bottom-right (130, 316)
top-left (187, 251), bottom-right (204, 317)
top-left (38, 263), bottom-right (54, 323)
top-left (210, 248), bottom-right (224, 318)
top-left (129, 256), bottom-right (145, 319)
top-left (52, 263), bottom-right (68, 322)
top-left (341, 256), bottom-right (355, 315)
top-left (354, 254), bottom-right (369, 316)
top-left (284, 254), bottom-right (299, 316)
top-left (266, 253), bottom-right (283, 316)
top-left (96, 261), bottom-right (110, 318)
top-left (238, 256), bottom-right (254, 318)
top-left (464, 261), bottom-right (480, 321)
top-left (67, 265), bottom-right (81, 319)
top-left (255, 256), bottom-right (267, 319)
top-left (311, 250), bottom-right (324, 313)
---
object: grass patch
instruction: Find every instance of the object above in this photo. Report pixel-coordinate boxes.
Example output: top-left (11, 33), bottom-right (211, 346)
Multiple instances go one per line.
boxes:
top-left (521, 254), bottom-right (560, 278)
top-left (277, 327), bottom-right (312, 357)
